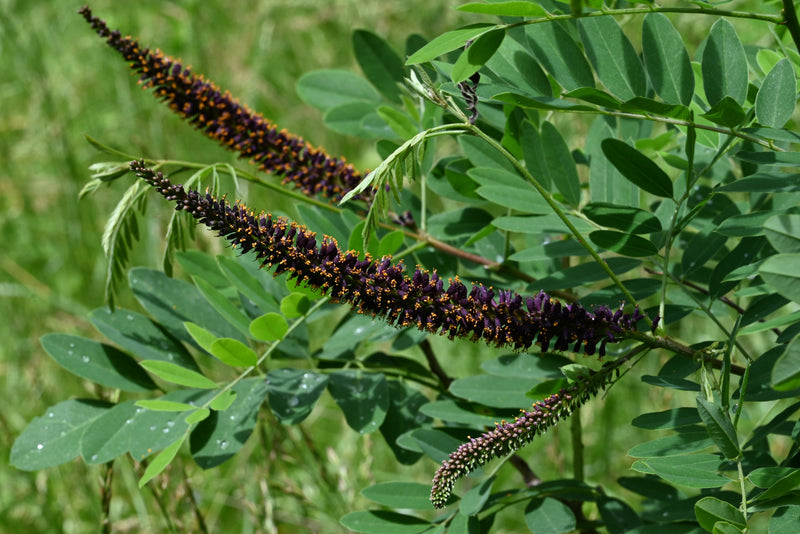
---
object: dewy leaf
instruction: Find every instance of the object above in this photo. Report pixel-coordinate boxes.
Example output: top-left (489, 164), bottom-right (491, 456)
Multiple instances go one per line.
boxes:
top-left (266, 368), bottom-right (329, 425)
top-left (130, 268), bottom-right (245, 345)
top-left (135, 399), bottom-right (197, 412)
top-left (756, 59), bottom-right (797, 128)
top-left (296, 69), bottom-right (381, 112)
top-left (406, 23), bottom-right (496, 64)
top-left (190, 378), bottom-right (268, 469)
top-left (40, 334), bottom-right (157, 392)
top-left (696, 397), bottom-right (740, 460)
top-left (80, 389), bottom-right (215, 464)
top-left (353, 30), bottom-right (404, 103)
top-left (578, 16), bottom-right (646, 101)
top-left (601, 139), bottom-right (673, 198)
top-left (525, 21), bottom-right (595, 91)
top-left (771, 336), bottom-right (800, 391)
top-left (328, 370), bottom-right (389, 434)
top-left (702, 19), bottom-right (748, 106)
top-left (641, 13), bottom-right (694, 106)
top-left (450, 28), bottom-right (505, 84)
top-left (759, 253), bottom-right (800, 304)
top-left (11, 399), bottom-right (111, 470)
top-left (90, 307), bottom-right (199, 371)
top-left (140, 360), bottom-right (218, 389)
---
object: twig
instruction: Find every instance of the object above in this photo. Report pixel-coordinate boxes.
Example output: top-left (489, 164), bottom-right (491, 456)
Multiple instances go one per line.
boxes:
top-left (782, 0), bottom-right (800, 52)
top-left (419, 339), bottom-right (453, 388)
top-left (100, 460), bottom-right (114, 534)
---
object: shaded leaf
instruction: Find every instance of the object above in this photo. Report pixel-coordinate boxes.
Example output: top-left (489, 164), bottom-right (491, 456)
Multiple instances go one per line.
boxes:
top-left (353, 29), bottom-right (404, 103)
top-left (449, 374), bottom-right (535, 408)
top-left (759, 253), bottom-right (800, 304)
top-left (361, 482), bottom-right (433, 510)
top-left (41, 334), bottom-right (156, 392)
top-left (694, 497), bottom-right (745, 531)
top-left (524, 498), bottom-right (576, 534)
top-left (589, 230), bottom-right (659, 257)
top-left (406, 24), bottom-right (496, 65)
top-left (525, 21), bottom-right (595, 91)
top-left (89, 307), bottom-right (199, 371)
top-left (583, 202), bottom-right (662, 234)
top-left (631, 454), bottom-right (728, 488)
top-left (339, 510), bottom-right (430, 534)
top-left (696, 397), bottom-right (740, 459)
top-left (601, 139), bottom-right (673, 198)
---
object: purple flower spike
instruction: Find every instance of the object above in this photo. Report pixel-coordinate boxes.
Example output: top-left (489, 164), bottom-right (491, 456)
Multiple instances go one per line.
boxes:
top-left (79, 6), bottom-right (366, 203)
top-left (430, 365), bottom-right (617, 508)
top-left (131, 160), bottom-right (647, 357)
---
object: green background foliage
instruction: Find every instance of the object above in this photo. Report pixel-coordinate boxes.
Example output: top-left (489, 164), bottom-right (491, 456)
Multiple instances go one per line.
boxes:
top-left (5, 0), bottom-right (800, 532)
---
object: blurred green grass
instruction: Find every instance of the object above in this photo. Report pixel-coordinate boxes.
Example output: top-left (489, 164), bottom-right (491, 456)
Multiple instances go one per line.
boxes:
top-left (1, 1), bottom-right (471, 531)
top-left (1, 0), bottom-right (775, 532)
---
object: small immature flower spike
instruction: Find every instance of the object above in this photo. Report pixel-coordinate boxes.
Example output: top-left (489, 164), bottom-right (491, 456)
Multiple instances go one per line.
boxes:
top-left (430, 365), bottom-right (617, 508)
top-left (78, 6), bottom-right (366, 202)
top-left (130, 160), bottom-right (647, 356)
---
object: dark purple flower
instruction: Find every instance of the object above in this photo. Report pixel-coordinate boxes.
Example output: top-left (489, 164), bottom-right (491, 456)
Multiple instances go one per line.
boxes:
top-left (430, 365), bottom-right (616, 508)
top-left (79, 6), bottom-right (366, 202)
top-left (130, 160), bottom-right (647, 357)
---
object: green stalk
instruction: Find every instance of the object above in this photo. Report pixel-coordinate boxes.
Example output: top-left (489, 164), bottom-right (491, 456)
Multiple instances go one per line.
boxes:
top-left (466, 125), bottom-right (645, 319)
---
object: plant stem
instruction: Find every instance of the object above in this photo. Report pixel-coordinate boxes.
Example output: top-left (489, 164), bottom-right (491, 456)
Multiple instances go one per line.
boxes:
top-left (508, 6), bottom-right (783, 28)
top-left (466, 126), bottom-right (645, 320)
top-left (100, 460), bottom-right (114, 534)
top-left (782, 0), bottom-right (800, 52)
top-left (571, 407), bottom-right (584, 483)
